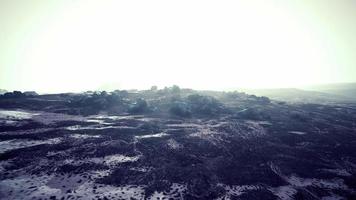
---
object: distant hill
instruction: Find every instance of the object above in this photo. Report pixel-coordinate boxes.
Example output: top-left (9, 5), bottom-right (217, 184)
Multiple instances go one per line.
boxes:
top-left (241, 83), bottom-right (356, 104)
top-left (302, 82), bottom-right (356, 99)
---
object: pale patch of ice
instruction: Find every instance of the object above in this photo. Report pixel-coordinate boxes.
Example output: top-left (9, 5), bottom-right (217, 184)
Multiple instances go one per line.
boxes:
top-left (286, 175), bottom-right (314, 187)
top-left (130, 167), bottom-right (153, 172)
top-left (269, 162), bottom-right (349, 191)
top-left (147, 183), bottom-right (187, 200)
top-left (65, 125), bottom-right (83, 130)
top-left (258, 121), bottom-right (273, 125)
top-left (269, 186), bottom-right (297, 200)
top-left (70, 134), bottom-right (101, 139)
top-left (31, 185), bottom-right (62, 197)
top-left (166, 123), bottom-right (201, 128)
top-left (190, 126), bottom-right (220, 138)
top-left (89, 169), bottom-right (112, 179)
top-left (62, 159), bottom-right (75, 164)
top-left (216, 184), bottom-right (261, 199)
top-left (286, 175), bottom-right (348, 190)
top-left (321, 168), bottom-right (352, 177)
top-left (207, 121), bottom-right (230, 128)
top-left (148, 191), bottom-right (168, 199)
top-left (0, 174), bottom-right (146, 200)
top-left (168, 121), bottom-right (267, 141)
top-left (2, 120), bottom-right (18, 125)
top-left (31, 112), bottom-right (84, 125)
top-left (288, 131), bottom-right (307, 135)
top-left (93, 114), bottom-right (154, 122)
top-left (0, 138), bottom-right (62, 153)
top-left (86, 119), bottom-right (113, 125)
top-left (240, 121), bottom-right (267, 138)
top-left (135, 132), bottom-right (169, 139)
top-left (0, 175), bottom-right (60, 200)
top-left (65, 125), bottom-right (135, 130)
top-left (76, 182), bottom-right (146, 200)
top-left (167, 139), bottom-right (182, 150)
top-left (47, 150), bottom-right (69, 157)
top-left (0, 110), bottom-right (37, 119)
top-left (46, 174), bottom-right (90, 192)
top-left (137, 117), bottom-right (158, 122)
top-left (188, 124), bottom-right (227, 145)
top-left (88, 154), bottom-right (141, 167)
top-left (0, 110), bottom-right (86, 125)
top-left (244, 120), bottom-right (272, 126)
top-left (207, 121), bottom-right (267, 140)
top-left (1, 173), bottom-right (188, 200)
top-left (91, 114), bottom-right (145, 120)
top-left (130, 167), bottom-right (152, 173)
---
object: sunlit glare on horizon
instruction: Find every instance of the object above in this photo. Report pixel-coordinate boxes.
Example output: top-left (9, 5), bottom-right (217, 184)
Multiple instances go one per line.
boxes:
top-left (1, 0), bottom-right (356, 93)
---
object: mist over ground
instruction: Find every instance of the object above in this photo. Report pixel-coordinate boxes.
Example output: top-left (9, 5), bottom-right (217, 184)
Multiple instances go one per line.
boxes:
top-left (1, 0), bottom-right (356, 199)
top-left (1, 85), bottom-right (356, 199)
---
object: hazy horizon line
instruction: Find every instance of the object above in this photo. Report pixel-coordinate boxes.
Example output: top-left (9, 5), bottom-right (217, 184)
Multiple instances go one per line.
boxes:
top-left (1, 81), bottom-right (356, 95)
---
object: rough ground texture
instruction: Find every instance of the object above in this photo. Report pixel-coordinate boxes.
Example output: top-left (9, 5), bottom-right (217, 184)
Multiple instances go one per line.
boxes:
top-left (0, 89), bottom-right (356, 199)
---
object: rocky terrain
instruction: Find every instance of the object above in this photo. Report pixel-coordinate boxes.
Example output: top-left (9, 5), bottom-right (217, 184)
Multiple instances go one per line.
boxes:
top-left (0, 87), bottom-right (356, 199)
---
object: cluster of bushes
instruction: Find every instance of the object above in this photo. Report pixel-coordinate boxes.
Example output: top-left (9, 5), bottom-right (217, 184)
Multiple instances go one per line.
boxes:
top-left (70, 92), bottom-right (117, 109)
top-left (128, 98), bottom-right (149, 114)
top-left (67, 91), bottom-right (128, 115)
top-left (249, 95), bottom-right (271, 104)
top-left (67, 90), bottom-right (154, 115)
top-left (169, 101), bottom-right (192, 117)
top-left (0, 85), bottom-right (273, 119)
top-left (169, 94), bottom-right (227, 117)
top-left (1, 91), bottom-right (38, 98)
top-left (187, 94), bottom-right (226, 115)
top-left (66, 89), bottom-right (271, 117)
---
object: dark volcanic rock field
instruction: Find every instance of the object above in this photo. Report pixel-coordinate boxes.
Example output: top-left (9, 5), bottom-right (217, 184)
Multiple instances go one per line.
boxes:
top-left (0, 88), bottom-right (356, 199)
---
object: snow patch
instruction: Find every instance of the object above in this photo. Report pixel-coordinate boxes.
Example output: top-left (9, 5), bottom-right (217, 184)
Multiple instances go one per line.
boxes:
top-left (86, 119), bottom-right (113, 125)
top-left (88, 154), bottom-right (141, 167)
top-left (288, 131), bottom-right (307, 135)
top-left (286, 175), bottom-right (348, 190)
top-left (0, 110), bottom-right (37, 119)
top-left (167, 139), bottom-right (182, 149)
top-left (135, 132), bottom-right (169, 139)
top-left (321, 168), bottom-right (352, 177)
top-left (31, 112), bottom-right (84, 125)
top-left (0, 174), bottom-right (146, 200)
top-left (216, 184), bottom-right (261, 199)
top-left (269, 186), bottom-right (297, 200)
top-left (70, 134), bottom-right (101, 139)
top-left (147, 183), bottom-right (187, 200)
top-left (66, 125), bottom-right (134, 130)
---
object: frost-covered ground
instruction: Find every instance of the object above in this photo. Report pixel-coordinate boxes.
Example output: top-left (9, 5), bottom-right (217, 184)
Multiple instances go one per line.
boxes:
top-left (1, 94), bottom-right (356, 200)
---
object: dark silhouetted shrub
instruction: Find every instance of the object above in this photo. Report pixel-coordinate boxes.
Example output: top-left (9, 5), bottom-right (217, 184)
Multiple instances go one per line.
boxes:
top-left (187, 94), bottom-right (224, 115)
top-left (169, 101), bottom-right (191, 117)
top-left (128, 98), bottom-right (148, 114)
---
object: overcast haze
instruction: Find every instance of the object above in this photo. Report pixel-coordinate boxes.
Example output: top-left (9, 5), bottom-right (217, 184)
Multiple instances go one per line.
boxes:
top-left (1, 0), bottom-right (356, 93)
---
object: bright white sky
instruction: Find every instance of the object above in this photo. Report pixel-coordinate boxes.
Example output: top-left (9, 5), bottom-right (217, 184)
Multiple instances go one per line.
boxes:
top-left (1, 0), bottom-right (356, 93)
